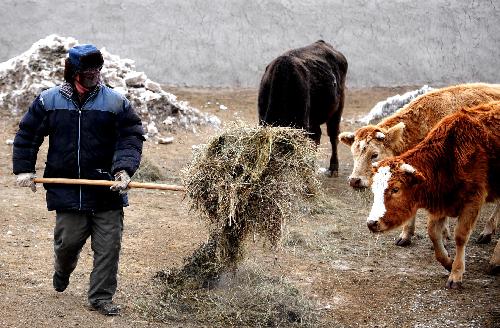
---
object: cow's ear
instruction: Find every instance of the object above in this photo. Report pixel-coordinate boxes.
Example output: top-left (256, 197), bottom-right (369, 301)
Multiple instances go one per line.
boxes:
top-left (338, 132), bottom-right (355, 146)
top-left (404, 167), bottom-right (425, 186)
top-left (385, 122), bottom-right (405, 147)
top-left (410, 171), bottom-right (425, 186)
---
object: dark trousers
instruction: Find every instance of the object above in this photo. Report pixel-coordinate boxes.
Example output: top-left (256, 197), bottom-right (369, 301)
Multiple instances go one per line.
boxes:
top-left (54, 209), bottom-right (124, 306)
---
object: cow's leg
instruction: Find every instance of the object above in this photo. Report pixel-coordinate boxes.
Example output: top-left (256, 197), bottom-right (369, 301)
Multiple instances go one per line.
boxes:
top-left (427, 215), bottom-right (452, 271)
top-left (395, 215), bottom-right (416, 247)
top-left (447, 203), bottom-right (481, 289)
top-left (477, 203), bottom-right (499, 244)
top-left (489, 239), bottom-right (500, 275)
top-left (309, 124), bottom-right (324, 174)
top-left (326, 112), bottom-right (342, 177)
top-left (442, 217), bottom-right (451, 240)
top-left (309, 124), bottom-right (322, 148)
top-left (396, 212), bottom-right (451, 247)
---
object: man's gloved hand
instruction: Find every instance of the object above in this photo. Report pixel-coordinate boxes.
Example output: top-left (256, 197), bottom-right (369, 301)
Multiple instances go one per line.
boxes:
top-left (16, 172), bottom-right (37, 193)
top-left (110, 170), bottom-right (131, 194)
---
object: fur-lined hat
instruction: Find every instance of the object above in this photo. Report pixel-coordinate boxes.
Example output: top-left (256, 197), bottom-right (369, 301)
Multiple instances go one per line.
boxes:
top-left (64, 44), bottom-right (104, 83)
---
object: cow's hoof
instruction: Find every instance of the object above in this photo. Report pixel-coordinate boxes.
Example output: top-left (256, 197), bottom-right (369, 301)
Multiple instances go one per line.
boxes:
top-left (476, 233), bottom-right (492, 244)
top-left (488, 264), bottom-right (500, 275)
top-left (394, 237), bottom-right (412, 247)
top-left (326, 169), bottom-right (338, 177)
top-left (446, 279), bottom-right (462, 289)
top-left (321, 169), bottom-right (338, 177)
top-left (440, 259), bottom-right (453, 272)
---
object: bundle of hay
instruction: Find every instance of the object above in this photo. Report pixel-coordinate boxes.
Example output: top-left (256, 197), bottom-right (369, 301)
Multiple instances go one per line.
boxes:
top-left (180, 123), bottom-right (320, 278)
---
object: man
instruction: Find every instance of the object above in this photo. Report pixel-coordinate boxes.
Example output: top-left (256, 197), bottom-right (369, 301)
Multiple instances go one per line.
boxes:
top-left (12, 44), bottom-right (145, 316)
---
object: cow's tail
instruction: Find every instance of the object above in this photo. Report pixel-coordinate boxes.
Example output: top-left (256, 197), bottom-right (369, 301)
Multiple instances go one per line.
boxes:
top-left (258, 55), bottom-right (309, 129)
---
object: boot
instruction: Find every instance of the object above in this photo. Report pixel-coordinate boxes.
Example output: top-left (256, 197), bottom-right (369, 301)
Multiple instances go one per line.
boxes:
top-left (91, 301), bottom-right (121, 316)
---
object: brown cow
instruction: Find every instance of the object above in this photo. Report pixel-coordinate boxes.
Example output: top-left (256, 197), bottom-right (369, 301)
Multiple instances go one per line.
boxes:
top-left (339, 83), bottom-right (500, 246)
top-left (258, 40), bottom-right (348, 177)
top-left (366, 103), bottom-right (500, 288)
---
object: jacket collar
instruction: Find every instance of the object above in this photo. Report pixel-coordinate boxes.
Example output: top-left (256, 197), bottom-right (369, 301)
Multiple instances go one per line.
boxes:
top-left (59, 82), bottom-right (101, 102)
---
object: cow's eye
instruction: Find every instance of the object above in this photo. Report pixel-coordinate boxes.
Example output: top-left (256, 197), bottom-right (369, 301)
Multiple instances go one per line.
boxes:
top-left (371, 153), bottom-right (378, 160)
top-left (391, 187), bottom-right (399, 194)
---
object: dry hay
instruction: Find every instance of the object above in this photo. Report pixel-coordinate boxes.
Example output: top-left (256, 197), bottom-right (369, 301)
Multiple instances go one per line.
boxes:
top-left (182, 122), bottom-right (320, 272)
top-left (143, 123), bottom-right (321, 326)
top-left (137, 263), bottom-right (318, 327)
top-left (133, 157), bottom-right (165, 182)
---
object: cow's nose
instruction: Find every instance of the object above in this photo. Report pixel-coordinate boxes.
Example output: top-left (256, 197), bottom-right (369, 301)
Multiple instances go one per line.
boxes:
top-left (349, 177), bottom-right (362, 188)
top-left (367, 220), bottom-right (379, 232)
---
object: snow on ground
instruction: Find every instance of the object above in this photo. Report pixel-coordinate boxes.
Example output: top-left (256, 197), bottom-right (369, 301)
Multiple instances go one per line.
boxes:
top-left (357, 85), bottom-right (433, 124)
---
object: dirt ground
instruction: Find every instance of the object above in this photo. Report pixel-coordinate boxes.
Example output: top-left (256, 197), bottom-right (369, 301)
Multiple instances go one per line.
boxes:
top-left (0, 86), bottom-right (498, 328)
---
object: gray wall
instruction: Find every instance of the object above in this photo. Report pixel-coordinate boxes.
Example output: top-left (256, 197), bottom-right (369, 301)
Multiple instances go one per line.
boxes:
top-left (1, 0), bottom-right (499, 88)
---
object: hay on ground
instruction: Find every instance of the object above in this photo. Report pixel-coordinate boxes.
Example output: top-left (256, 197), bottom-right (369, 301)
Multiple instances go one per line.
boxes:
top-left (133, 157), bottom-right (165, 182)
top-left (139, 264), bottom-right (318, 327)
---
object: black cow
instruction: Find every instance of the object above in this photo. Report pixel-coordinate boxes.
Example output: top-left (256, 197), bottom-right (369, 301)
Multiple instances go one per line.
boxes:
top-left (258, 40), bottom-right (348, 177)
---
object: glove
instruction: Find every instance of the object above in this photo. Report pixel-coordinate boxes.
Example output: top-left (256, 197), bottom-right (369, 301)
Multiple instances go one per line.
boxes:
top-left (16, 173), bottom-right (37, 193)
top-left (110, 170), bottom-right (131, 194)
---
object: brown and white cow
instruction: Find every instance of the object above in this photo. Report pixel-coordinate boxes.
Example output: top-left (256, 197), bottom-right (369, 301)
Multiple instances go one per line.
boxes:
top-left (366, 103), bottom-right (500, 288)
top-left (258, 40), bottom-right (348, 177)
top-left (339, 83), bottom-right (500, 246)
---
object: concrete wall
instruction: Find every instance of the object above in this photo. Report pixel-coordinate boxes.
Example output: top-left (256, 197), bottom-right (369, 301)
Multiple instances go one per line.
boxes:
top-left (1, 0), bottom-right (499, 88)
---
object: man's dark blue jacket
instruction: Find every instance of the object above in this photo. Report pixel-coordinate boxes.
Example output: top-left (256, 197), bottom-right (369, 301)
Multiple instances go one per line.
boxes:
top-left (13, 83), bottom-right (145, 211)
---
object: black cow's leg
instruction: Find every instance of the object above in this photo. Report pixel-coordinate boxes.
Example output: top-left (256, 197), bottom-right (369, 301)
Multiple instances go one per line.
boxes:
top-left (310, 124), bottom-right (322, 146)
top-left (326, 112), bottom-right (342, 177)
top-left (328, 136), bottom-right (339, 177)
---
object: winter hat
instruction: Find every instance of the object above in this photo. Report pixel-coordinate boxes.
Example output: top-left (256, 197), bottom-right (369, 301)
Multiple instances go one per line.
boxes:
top-left (68, 44), bottom-right (104, 71)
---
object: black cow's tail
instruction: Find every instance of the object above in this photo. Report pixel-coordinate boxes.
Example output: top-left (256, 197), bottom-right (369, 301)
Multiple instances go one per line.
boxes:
top-left (258, 55), bottom-right (309, 130)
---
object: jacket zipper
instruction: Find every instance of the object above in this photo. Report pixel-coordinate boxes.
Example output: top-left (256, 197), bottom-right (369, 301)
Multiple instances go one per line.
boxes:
top-left (70, 89), bottom-right (98, 210)
top-left (68, 88), bottom-right (100, 210)
top-left (78, 108), bottom-right (82, 210)
top-left (68, 97), bottom-right (82, 210)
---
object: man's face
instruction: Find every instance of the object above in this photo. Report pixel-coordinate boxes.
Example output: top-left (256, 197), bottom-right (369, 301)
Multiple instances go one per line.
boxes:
top-left (78, 68), bottom-right (101, 88)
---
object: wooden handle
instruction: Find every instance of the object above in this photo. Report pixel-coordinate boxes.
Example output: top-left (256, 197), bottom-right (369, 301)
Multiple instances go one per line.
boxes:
top-left (33, 177), bottom-right (186, 192)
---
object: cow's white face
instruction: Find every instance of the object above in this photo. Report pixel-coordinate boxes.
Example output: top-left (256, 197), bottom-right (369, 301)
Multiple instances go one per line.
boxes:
top-left (339, 122), bottom-right (405, 189)
top-left (366, 162), bottom-right (423, 233)
top-left (367, 166), bottom-right (391, 223)
top-left (347, 137), bottom-right (394, 188)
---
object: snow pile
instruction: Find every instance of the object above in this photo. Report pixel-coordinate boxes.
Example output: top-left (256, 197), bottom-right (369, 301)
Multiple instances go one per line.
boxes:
top-left (358, 85), bottom-right (433, 124)
top-left (0, 35), bottom-right (70, 114)
top-left (0, 34), bottom-right (220, 137)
